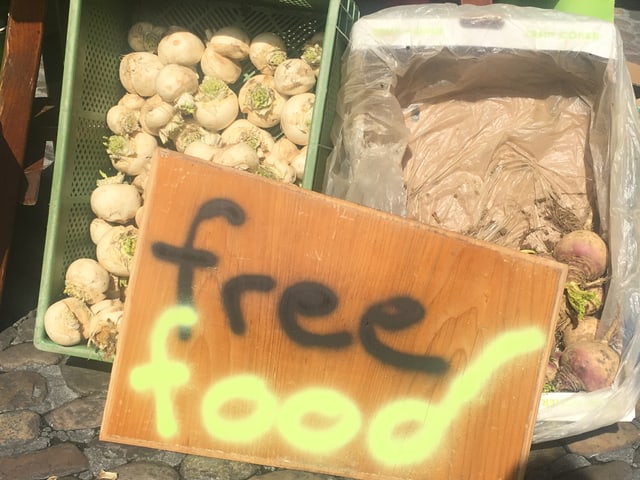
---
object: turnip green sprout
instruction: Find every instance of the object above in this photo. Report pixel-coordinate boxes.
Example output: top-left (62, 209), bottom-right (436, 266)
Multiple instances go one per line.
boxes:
top-left (238, 74), bottom-right (287, 129)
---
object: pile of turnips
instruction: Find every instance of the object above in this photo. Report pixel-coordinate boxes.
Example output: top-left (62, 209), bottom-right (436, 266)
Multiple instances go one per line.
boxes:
top-left (43, 21), bottom-right (324, 358)
top-left (110, 22), bottom-right (322, 184)
top-left (543, 229), bottom-right (620, 393)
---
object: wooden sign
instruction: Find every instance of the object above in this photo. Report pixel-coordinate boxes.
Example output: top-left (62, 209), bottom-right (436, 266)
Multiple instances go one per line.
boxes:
top-left (101, 148), bottom-right (567, 480)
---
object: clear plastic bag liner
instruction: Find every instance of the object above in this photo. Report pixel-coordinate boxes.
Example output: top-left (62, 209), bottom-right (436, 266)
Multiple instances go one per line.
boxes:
top-left (323, 3), bottom-right (640, 443)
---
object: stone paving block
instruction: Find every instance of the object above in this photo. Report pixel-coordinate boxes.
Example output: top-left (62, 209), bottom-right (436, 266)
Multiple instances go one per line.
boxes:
top-left (113, 460), bottom-right (180, 480)
top-left (0, 442), bottom-right (89, 480)
top-left (555, 460), bottom-right (633, 480)
top-left (60, 362), bottom-right (111, 395)
top-left (0, 342), bottom-right (61, 371)
top-left (44, 393), bottom-right (106, 430)
top-left (179, 455), bottom-right (260, 480)
top-left (0, 410), bottom-right (40, 448)
top-left (0, 370), bottom-right (47, 412)
top-left (548, 453), bottom-right (591, 477)
top-left (525, 444), bottom-right (567, 472)
top-left (565, 423), bottom-right (640, 457)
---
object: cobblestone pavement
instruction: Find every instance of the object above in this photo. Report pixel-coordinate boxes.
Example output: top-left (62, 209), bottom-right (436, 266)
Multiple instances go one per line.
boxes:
top-left (0, 311), bottom-right (639, 480)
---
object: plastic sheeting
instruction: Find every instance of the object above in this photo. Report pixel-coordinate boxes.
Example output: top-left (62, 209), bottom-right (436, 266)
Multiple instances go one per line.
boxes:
top-left (324, 3), bottom-right (640, 443)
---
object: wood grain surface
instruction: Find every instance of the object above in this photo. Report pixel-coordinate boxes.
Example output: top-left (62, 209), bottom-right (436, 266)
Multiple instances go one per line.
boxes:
top-left (102, 148), bottom-right (567, 480)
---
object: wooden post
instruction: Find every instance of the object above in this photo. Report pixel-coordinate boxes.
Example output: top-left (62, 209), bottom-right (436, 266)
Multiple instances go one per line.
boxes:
top-left (0, 0), bottom-right (47, 302)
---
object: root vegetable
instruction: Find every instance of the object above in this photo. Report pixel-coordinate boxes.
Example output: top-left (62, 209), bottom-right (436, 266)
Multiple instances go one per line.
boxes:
top-left (562, 315), bottom-right (599, 347)
top-left (302, 32), bottom-right (323, 76)
top-left (207, 25), bottom-right (250, 61)
top-left (119, 52), bottom-right (164, 97)
top-left (257, 157), bottom-right (296, 183)
top-left (88, 299), bottom-right (124, 358)
top-left (106, 104), bottom-right (140, 135)
top-left (139, 94), bottom-right (176, 136)
top-left (553, 230), bottom-right (608, 283)
top-left (44, 297), bottom-right (92, 346)
top-left (554, 340), bottom-right (620, 392)
top-left (193, 76), bottom-right (239, 131)
top-left (155, 63), bottom-right (199, 103)
top-left (90, 183), bottom-right (142, 224)
top-left (280, 92), bottom-right (315, 146)
top-left (90, 218), bottom-right (115, 245)
top-left (264, 136), bottom-right (299, 167)
top-left (213, 143), bottom-right (260, 170)
top-left (172, 119), bottom-right (223, 153)
top-left (117, 92), bottom-right (146, 111)
top-left (238, 74), bottom-right (287, 128)
top-left (96, 225), bottom-right (138, 277)
top-left (221, 119), bottom-right (275, 161)
top-left (249, 32), bottom-right (287, 75)
top-left (64, 258), bottom-right (111, 305)
top-left (132, 171), bottom-right (149, 198)
top-left (565, 281), bottom-right (604, 320)
top-left (105, 131), bottom-right (157, 176)
top-left (157, 30), bottom-right (205, 67)
top-left (274, 58), bottom-right (316, 96)
top-left (183, 140), bottom-right (222, 162)
top-left (127, 21), bottom-right (166, 53)
top-left (135, 205), bottom-right (145, 228)
top-left (200, 46), bottom-right (242, 84)
top-left (290, 145), bottom-right (308, 181)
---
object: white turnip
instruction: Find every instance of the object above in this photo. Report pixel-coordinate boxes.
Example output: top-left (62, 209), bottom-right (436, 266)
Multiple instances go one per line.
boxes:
top-left (302, 32), bottom-right (323, 76)
top-left (90, 218), bottom-right (114, 245)
top-left (274, 58), bottom-right (316, 96)
top-left (280, 92), bottom-right (314, 146)
top-left (139, 94), bottom-right (176, 136)
top-left (249, 32), bottom-right (287, 75)
top-left (290, 145), bottom-right (308, 181)
top-left (117, 92), bottom-right (146, 111)
top-left (91, 182), bottom-right (142, 224)
top-left (172, 119), bottom-right (222, 153)
top-left (119, 52), bottom-right (164, 97)
top-left (44, 297), bottom-right (92, 346)
top-left (64, 258), bottom-right (111, 305)
top-left (88, 298), bottom-right (124, 358)
top-left (157, 30), bottom-right (205, 66)
top-left (96, 225), bottom-right (138, 277)
top-left (193, 76), bottom-right (239, 131)
top-left (155, 63), bottom-right (199, 103)
top-left (200, 46), bottom-right (242, 84)
top-left (207, 25), bottom-right (250, 61)
top-left (106, 104), bottom-right (140, 136)
top-left (212, 143), bottom-right (260, 171)
top-left (257, 157), bottom-right (296, 183)
top-left (127, 21), bottom-right (166, 53)
top-left (221, 119), bottom-right (275, 161)
top-left (264, 136), bottom-right (299, 167)
top-left (183, 140), bottom-right (222, 162)
top-left (238, 74), bottom-right (287, 128)
top-left (105, 131), bottom-right (157, 176)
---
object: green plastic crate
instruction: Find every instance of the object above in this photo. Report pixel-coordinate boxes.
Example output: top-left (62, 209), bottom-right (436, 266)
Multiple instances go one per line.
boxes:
top-left (34, 0), bottom-right (359, 361)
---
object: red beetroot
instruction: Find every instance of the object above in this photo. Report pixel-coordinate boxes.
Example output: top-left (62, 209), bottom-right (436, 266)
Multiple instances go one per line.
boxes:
top-left (553, 230), bottom-right (608, 283)
top-left (554, 340), bottom-right (619, 392)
